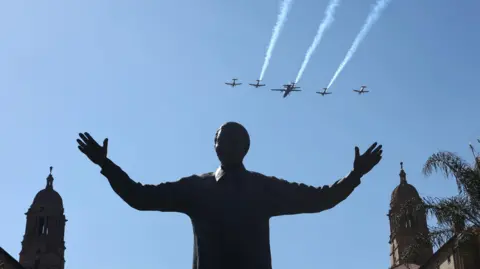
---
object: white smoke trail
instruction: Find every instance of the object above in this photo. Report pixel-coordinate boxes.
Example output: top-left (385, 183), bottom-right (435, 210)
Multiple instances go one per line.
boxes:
top-left (295, 0), bottom-right (341, 84)
top-left (327, 0), bottom-right (392, 89)
top-left (259, 0), bottom-right (294, 81)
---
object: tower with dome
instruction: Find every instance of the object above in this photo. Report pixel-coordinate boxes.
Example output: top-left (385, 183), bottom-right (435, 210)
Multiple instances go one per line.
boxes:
top-left (0, 167), bottom-right (66, 269)
top-left (387, 163), bottom-right (479, 269)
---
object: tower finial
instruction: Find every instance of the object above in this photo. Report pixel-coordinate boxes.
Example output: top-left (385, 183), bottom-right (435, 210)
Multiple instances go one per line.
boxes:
top-left (399, 161), bottom-right (407, 183)
top-left (46, 166), bottom-right (54, 189)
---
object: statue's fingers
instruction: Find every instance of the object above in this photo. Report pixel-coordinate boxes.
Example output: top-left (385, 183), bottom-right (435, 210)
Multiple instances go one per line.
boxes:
top-left (79, 133), bottom-right (89, 144)
top-left (84, 132), bottom-right (100, 147)
top-left (366, 142), bottom-right (378, 154)
top-left (78, 145), bottom-right (87, 154)
top-left (103, 138), bottom-right (109, 149)
top-left (372, 145), bottom-right (383, 154)
top-left (77, 139), bottom-right (87, 148)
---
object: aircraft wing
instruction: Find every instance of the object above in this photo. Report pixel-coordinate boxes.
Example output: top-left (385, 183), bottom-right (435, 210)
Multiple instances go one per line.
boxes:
top-left (363, 90), bottom-right (369, 92)
top-left (249, 84), bottom-right (256, 86)
top-left (236, 83), bottom-right (242, 85)
top-left (291, 89), bottom-right (302, 92)
top-left (225, 83), bottom-right (233, 85)
top-left (258, 84), bottom-right (265, 87)
top-left (271, 89), bottom-right (286, 92)
top-left (324, 92), bottom-right (332, 94)
top-left (353, 90), bottom-right (360, 92)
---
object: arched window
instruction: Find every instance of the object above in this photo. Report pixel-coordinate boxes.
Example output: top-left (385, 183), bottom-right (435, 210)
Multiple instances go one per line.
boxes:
top-left (45, 217), bottom-right (49, 235)
top-left (37, 216), bottom-right (49, 235)
top-left (403, 213), bottom-right (412, 228)
top-left (38, 217), bottom-right (45, 235)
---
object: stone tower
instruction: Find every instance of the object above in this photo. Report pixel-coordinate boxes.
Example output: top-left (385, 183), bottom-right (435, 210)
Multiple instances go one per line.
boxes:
top-left (19, 167), bottom-right (66, 269)
top-left (388, 162), bottom-right (433, 269)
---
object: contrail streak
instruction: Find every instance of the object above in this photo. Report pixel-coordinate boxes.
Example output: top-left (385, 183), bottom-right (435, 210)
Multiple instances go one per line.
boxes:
top-left (259, 0), bottom-right (294, 81)
top-left (327, 0), bottom-right (392, 89)
top-left (295, 0), bottom-right (341, 84)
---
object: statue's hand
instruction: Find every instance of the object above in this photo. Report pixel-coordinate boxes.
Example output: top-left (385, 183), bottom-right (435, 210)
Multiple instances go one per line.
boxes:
top-left (77, 132), bottom-right (108, 167)
top-left (353, 142), bottom-right (382, 176)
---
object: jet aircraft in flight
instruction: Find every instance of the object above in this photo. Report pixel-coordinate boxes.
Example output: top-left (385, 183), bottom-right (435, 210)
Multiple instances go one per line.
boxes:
top-left (271, 82), bottom-right (301, 98)
top-left (225, 78), bottom-right (242, 87)
top-left (316, 88), bottom-right (332, 96)
top-left (353, 85), bottom-right (369, 94)
top-left (249, 80), bottom-right (266, 88)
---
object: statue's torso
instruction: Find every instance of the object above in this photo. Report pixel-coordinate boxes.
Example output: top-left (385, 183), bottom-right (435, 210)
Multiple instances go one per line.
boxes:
top-left (188, 171), bottom-right (273, 269)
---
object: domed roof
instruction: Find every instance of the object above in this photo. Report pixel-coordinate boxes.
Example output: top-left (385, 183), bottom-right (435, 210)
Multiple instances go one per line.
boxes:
top-left (33, 188), bottom-right (63, 206)
top-left (390, 162), bottom-right (421, 207)
top-left (31, 167), bottom-right (63, 208)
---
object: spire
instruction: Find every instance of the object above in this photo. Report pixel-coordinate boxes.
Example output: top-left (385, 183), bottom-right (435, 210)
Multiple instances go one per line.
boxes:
top-left (399, 162), bottom-right (407, 184)
top-left (46, 166), bottom-right (54, 189)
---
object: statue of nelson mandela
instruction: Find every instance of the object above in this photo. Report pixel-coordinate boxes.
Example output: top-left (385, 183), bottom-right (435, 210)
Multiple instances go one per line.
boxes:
top-left (77, 121), bottom-right (383, 269)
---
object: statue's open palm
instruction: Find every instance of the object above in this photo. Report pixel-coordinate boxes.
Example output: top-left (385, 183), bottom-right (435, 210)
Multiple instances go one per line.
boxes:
top-left (354, 142), bottom-right (383, 176)
top-left (77, 132), bottom-right (108, 166)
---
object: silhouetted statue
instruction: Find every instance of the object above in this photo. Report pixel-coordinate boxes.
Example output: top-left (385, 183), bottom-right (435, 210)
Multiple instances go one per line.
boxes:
top-left (77, 122), bottom-right (382, 269)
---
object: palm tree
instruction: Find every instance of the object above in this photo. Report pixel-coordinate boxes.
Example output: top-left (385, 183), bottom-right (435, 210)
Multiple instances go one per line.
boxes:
top-left (393, 142), bottom-right (480, 264)
top-left (420, 142), bottom-right (480, 248)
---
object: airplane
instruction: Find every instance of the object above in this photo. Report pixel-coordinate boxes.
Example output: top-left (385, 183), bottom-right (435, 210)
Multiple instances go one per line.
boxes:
top-left (316, 88), bottom-right (332, 96)
top-left (353, 85), bottom-right (369, 94)
top-left (225, 78), bottom-right (242, 87)
top-left (271, 82), bottom-right (301, 98)
top-left (249, 79), bottom-right (266, 88)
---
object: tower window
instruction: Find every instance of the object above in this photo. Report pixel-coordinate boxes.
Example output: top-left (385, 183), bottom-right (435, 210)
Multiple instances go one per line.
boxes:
top-left (37, 217), bottom-right (49, 235)
top-left (38, 217), bottom-right (45, 235)
top-left (404, 212), bottom-right (415, 228)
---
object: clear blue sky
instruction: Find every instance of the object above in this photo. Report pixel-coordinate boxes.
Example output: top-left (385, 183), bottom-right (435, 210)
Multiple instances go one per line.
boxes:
top-left (1, 0), bottom-right (479, 268)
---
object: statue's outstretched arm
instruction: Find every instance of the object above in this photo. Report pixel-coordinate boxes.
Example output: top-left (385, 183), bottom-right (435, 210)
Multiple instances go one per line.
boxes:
top-left (100, 158), bottom-right (197, 213)
top-left (263, 171), bottom-right (362, 217)
top-left (263, 143), bottom-right (383, 216)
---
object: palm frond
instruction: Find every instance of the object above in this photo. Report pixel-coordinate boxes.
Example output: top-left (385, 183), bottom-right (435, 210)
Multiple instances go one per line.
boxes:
top-left (422, 196), bottom-right (480, 227)
top-left (422, 151), bottom-right (472, 194)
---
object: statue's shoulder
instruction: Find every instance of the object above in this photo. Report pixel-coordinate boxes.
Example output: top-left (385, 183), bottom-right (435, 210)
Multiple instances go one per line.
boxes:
top-left (176, 173), bottom-right (213, 186)
top-left (197, 172), bottom-right (215, 179)
top-left (249, 171), bottom-right (286, 183)
top-left (248, 171), bottom-right (277, 180)
top-left (179, 172), bottom-right (214, 180)
top-left (248, 170), bottom-right (265, 177)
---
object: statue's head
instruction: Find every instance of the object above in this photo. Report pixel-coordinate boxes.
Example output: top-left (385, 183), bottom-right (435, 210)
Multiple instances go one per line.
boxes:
top-left (214, 122), bottom-right (250, 167)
